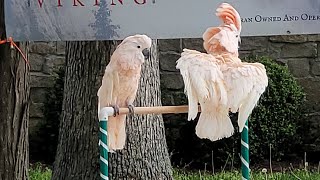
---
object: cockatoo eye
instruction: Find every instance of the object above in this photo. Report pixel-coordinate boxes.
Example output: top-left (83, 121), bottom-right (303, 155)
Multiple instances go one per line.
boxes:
top-left (137, 45), bottom-right (141, 48)
top-left (236, 35), bottom-right (239, 38)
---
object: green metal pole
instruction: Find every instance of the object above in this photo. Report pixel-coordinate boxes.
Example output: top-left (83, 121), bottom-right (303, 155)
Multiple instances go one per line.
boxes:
top-left (241, 120), bottom-right (250, 180)
top-left (99, 107), bottom-right (113, 180)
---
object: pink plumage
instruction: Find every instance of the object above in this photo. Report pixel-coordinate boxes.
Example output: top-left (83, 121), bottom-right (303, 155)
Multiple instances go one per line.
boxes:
top-left (177, 3), bottom-right (268, 141)
top-left (98, 34), bottom-right (152, 151)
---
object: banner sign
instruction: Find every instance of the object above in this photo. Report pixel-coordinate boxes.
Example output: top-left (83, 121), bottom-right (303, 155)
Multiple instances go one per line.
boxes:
top-left (5, 0), bottom-right (320, 41)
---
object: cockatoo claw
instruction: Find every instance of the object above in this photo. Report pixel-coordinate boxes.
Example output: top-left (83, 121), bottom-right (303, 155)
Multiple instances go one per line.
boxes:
top-left (112, 105), bottom-right (120, 117)
top-left (128, 104), bottom-right (135, 115)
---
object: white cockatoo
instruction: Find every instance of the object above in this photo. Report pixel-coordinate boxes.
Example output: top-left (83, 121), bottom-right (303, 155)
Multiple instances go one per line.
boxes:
top-left (176, 3), bottom-right (268, 141)
top-left (203, 3), bottom-right (268, 132)
top-left (98, 34), bottom-right (152, 151)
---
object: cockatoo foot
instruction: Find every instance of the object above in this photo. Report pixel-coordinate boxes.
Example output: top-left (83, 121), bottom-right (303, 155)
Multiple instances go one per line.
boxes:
top-left (128, 104), bottom-right (135, 115)
top-left (112, 105), bottom-right (120, 117)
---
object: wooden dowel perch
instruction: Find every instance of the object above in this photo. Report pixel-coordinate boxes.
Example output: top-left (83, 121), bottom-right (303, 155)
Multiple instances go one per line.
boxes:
top-left (118, 105), bottom-right (201, 115)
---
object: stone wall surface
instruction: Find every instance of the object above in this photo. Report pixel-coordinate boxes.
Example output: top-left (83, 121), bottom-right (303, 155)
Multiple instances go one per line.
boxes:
top-left (29, 42), bottom-right (65, 151)
top-left (28, 35), bottom-right (320, 160)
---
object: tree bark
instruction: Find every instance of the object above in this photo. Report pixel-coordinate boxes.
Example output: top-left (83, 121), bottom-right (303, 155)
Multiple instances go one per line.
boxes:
top-left (52, 41), bottom-right (113, 180)
top-left (0, 0), bottom-right (30, 179)
top-left (109, 40), bottom-right (173, 180)
top-left (53, 40), bottom-right (172, 180)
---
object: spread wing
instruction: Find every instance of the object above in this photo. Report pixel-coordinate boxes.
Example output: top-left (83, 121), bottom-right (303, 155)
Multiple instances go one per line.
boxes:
top-left (176, 49), bottom-right (227, 120)
top-left (222, 61), bottom-right (268, 131)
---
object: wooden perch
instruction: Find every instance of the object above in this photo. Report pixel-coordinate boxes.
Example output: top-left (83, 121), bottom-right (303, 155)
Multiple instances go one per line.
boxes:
top-left (117, 105), bottom-right (201, 115)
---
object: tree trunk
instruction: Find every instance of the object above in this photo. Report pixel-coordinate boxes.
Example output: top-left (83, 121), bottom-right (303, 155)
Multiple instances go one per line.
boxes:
top-left (52, 41), bottom-right (113, 180)
top-left (0, 0), bottom-right (30, 179)
top-left (109, 40), bottom-right (173, 180)
top-left (53, 40), bottom-right (172, 180)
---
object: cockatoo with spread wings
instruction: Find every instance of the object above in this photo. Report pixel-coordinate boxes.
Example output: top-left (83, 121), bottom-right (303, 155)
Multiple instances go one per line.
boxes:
top-left (204, 3), bottom-right (268, 132)
top-left (176, 3), bottom-right (239, 141)
top-left (177, 3), bottom-right (268, 141)
top-left (98, 34), bottom-right (152, 151)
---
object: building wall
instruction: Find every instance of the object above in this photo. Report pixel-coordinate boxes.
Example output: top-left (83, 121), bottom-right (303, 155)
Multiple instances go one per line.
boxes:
top-left (29, 42), bottom-right (65, 140)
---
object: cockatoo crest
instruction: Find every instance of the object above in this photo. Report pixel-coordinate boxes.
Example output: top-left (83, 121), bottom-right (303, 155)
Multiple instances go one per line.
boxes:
top-left (216, 3), bottom-right (242, 33)
top-left (203, 3), bottom-right (241, 55)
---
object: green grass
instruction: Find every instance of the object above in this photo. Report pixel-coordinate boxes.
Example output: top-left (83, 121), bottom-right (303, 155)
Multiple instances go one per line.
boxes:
top-left (173, 169), bottom-right (320, 180)
top-left (29, 164), bottom-right (320, 180)
top-left (29, 164), bottom-right (52, 180)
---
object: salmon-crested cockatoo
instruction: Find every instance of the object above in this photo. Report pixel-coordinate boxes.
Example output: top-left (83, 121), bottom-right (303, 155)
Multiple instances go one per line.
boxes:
top-left (98, 34), bottom-right (152, 151)
top-left (177, 3), bottom-right (268, 141)
top-left (203, 3), bottom-right (268, 132)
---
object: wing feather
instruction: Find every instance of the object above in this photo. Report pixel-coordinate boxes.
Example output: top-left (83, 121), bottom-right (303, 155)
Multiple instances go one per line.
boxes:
top-left (176, 49), bottom-right (227, 120)
top-left (222, 62), bottom-right (268, 131)
top-left (98, 66), bottom-right (119, 113)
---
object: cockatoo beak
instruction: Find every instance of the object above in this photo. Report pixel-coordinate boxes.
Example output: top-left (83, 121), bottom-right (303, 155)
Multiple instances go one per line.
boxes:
top-left (142, 48), bottom-right (150, 59)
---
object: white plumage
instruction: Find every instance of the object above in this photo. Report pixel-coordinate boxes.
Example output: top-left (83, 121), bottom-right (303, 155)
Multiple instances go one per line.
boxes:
top-left (176, 3), bottom-right (268, 141)
top-left (176, 49), bottom-right (234, 141)
top-left (98, 34), bottom-right (152, 151)
top-left (220, 58), bottom-right (268, 132)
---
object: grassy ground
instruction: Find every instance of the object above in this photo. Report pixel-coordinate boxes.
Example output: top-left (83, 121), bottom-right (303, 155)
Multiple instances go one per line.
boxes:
top-left (29, 164), bottom-right (52, 180)
top-left (173, 169), bottom-right (320, 180)
top-left (29, 164), bottom-right (320, 180)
